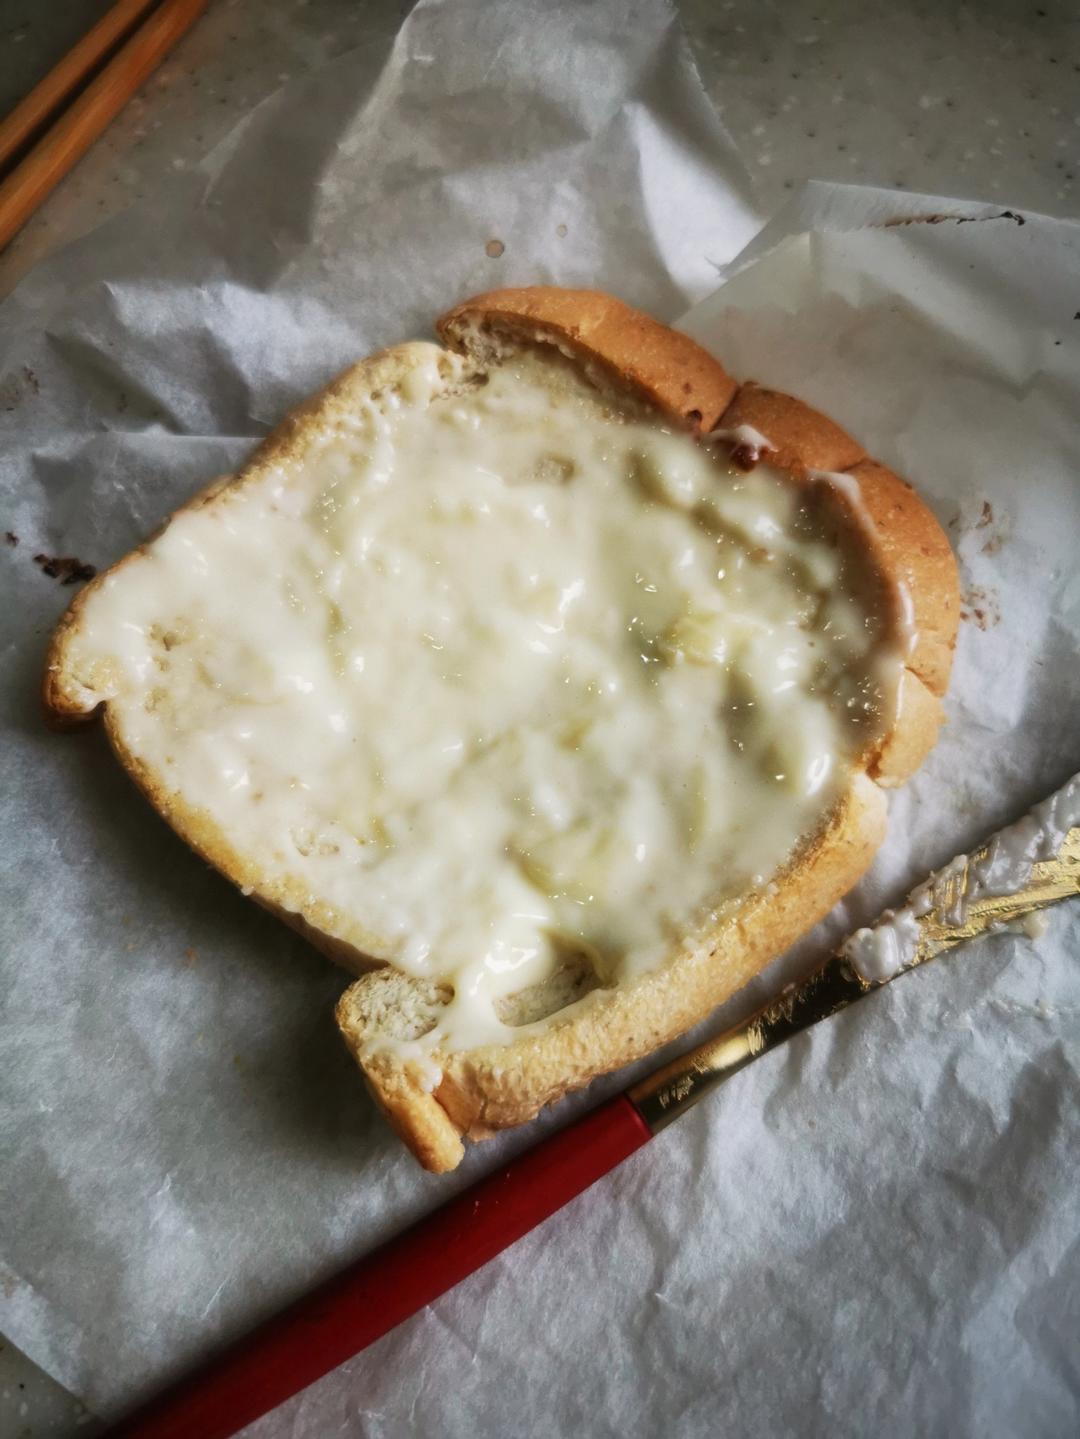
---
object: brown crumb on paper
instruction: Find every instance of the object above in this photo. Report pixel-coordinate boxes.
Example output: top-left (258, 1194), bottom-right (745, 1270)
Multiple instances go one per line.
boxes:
top-left (883, 210), bottom-right (1025, 229)
top-left (183, 947), bottom-right (199, 967)
top-left (1, 365), bottom-right (40, 412)
top-left (485, 238), bottom-right (505, 258)
top-left (974, 500), bottom-right (1007, 552)
top-left (33, 553), bottom-right (97, 585)
top-left (960, 584), bottom-right (1000, 630)
top-left (556, 223), bottom-right (567, 238)
top-left (4, 531), bottom-right (16, 546)
top-left (952, 499), bottom-right (1009, 555)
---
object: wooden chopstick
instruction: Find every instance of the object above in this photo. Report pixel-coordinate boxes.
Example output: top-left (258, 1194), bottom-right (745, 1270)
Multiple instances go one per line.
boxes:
top-left (0, 0), bottom-right (162, 174)
top-left (0, 0), bottom-right (209, 255)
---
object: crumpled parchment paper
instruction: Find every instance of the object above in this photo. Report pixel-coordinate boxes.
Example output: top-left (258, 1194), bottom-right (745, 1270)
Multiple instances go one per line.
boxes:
top-left (2, 0), bottom-right (1078, 1431)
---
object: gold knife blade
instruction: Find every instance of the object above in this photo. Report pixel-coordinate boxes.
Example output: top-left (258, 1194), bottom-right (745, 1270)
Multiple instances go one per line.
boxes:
top-left (628, 782), bottom-right (1080, 1135)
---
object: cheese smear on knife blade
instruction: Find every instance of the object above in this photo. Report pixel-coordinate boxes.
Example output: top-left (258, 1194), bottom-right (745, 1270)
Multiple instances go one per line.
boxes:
top-left (61, 347), bottom-right (904, 1052)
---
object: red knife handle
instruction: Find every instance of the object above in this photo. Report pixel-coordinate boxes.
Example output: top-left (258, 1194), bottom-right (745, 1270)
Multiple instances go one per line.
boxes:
top-left (104, 1093), bottom-right (652, 1439)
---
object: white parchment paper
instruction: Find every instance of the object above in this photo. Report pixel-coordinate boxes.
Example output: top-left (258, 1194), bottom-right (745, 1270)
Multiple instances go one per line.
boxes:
top-left (2, 2), bottom-right (1078, 1433)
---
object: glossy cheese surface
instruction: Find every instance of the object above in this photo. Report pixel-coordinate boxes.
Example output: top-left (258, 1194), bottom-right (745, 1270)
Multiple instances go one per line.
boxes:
top-left (66, 348), bottom-right (902, 1052)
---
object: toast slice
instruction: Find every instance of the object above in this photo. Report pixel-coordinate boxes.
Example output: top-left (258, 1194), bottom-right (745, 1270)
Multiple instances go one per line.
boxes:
top-left (44, 288), bottom-right (959, 1172)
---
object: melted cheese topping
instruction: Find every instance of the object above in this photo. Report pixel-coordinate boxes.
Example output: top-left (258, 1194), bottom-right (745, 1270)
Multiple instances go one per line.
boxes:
top-left (65, 347), bottom-right (902, 1053)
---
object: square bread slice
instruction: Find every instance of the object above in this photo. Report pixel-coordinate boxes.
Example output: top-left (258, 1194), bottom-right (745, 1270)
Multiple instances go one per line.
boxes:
top-left (44, 288), bottom-right (959, 1171)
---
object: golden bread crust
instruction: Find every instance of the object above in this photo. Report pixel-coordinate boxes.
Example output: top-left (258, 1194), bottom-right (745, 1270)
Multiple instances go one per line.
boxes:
top-left (44, 288), bottom-right (960, 1172)
top-left (845, 459), bottom-right (958, 699)
top-left (438, 287), bottom-right (738, 431)
top-left (719, 381), bottom-right (866, 472)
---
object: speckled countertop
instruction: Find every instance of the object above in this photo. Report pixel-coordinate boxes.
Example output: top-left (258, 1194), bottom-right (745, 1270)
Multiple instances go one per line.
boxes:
top-left (0, 0), bottom-right (1077, 301)
top-left (1, 0), bottom-right (1077, 1432)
